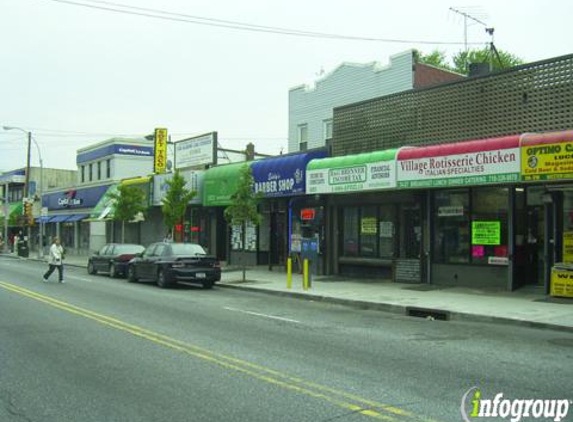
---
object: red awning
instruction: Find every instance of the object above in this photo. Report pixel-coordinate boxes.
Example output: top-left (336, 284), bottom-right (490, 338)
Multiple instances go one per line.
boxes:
top-left (520, 130), bottom-right (573, 146)
top-left (397, 134), bottom-right (521, 160)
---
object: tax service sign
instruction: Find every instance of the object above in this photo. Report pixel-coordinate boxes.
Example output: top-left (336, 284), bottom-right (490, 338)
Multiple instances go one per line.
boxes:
top-left (306, 161), bottom-right (395, 194)
top-left (397, 142), bottom-right (521, 188)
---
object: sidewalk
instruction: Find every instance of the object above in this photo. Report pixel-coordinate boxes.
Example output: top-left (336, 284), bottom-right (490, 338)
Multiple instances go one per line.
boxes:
top-left (3, 253), bottom-right (573, 333)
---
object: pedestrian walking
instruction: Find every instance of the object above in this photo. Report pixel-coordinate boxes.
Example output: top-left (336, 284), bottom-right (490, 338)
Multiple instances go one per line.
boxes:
top-left (43, 236), bottom-right (65, 283)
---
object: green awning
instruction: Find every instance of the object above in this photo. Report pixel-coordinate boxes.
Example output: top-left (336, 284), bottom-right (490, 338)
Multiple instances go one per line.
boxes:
top-left (89, 184), bottom-right (119, 220)
top-left (0, 203), bottom-right (23, 226)
top-left (203, 162), bottom-right (251, 207)
top-left (306, 149), bottom-right (399, 194)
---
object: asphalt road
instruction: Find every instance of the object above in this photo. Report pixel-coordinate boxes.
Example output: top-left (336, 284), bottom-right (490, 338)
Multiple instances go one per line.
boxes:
top-left (1, 256), bottom-right (572, 422)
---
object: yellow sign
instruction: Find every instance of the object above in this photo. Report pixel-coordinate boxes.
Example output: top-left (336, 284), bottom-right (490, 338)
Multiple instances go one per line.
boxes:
top-left (361, 217), bottom-right (377, 235)
top-left (154, 128), bottom-right (168, 174)
top-left (563, 231), bottom-right (573, 263)
top-left (521, 141), bottom-right (573, 181)
top-left (551, 269), bottom-right (573, 298)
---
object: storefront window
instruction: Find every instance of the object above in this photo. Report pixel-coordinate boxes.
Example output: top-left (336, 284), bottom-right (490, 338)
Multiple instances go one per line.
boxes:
top-left (343, 207), bottom-right (359, 256)
top-left (471, 188), bottom-right (509, 265)
top-left (434, 190), bottom-right (470, 264)
top-left (563, 192), bottom-right (573, 263)
top-left (378, 205), bottom-right (396, 258)
top-left (360, 206), bottom-right (378, 257)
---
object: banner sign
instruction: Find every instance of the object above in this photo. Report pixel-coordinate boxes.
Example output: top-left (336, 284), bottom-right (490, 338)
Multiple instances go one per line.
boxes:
top-left (472, 221), bottom-right (501, 245)
top-left (153, 170), bottom-right (204, 206)
top-left (307, 161), bottom-right (395, 194)
top-left (521, 141), bottom-right (573, 181)
top-left (154, 128), bottom-right (168, 174)
top-left (398, 148), bottom-right (520, 188)
top-left (175, 132), bottom-right (216, 169)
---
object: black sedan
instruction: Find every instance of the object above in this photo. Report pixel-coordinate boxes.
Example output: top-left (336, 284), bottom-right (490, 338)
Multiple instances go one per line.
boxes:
top-left (87, 243), bottom-right (146, 278)
top-left (127, 242), bottom-right (221, 289)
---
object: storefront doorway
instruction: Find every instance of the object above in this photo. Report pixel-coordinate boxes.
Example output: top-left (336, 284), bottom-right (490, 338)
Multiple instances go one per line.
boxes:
top-left (524, 205), bottom-right (545, 285)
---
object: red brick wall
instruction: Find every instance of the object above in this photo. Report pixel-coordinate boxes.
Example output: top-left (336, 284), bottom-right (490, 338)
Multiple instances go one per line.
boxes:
top-left (414, 63), bottom-right (465, 89)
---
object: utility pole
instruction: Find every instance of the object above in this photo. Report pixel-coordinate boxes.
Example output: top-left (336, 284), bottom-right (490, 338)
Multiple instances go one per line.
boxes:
top-left (24, 131), bottom-right (32, 199)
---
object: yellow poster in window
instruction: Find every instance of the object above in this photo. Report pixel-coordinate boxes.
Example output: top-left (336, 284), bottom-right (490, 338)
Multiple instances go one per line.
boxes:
top-left (361, 217), bottom-right (377, 235)
top-left (154, 128), bottom-right (168, 174)
top-left (563, 231), bottom-right (573, 263)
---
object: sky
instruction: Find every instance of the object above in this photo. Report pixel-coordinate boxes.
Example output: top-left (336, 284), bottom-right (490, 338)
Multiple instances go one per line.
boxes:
top-left (1, 0), bottom-right (572, 171)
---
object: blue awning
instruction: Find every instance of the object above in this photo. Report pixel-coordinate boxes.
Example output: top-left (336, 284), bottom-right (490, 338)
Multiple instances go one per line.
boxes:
top-left (35, 216), bottom-right (50, 223)
top-left (66, 214), bottom-right (90, 222)
top-left (48, 215), bottom-right (71, 223)
top-left (250, 149), bottom-right (327, 198)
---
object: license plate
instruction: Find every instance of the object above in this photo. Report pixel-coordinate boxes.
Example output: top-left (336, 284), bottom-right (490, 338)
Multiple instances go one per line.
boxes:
top-left (196, 273), bottom-right (206, 279)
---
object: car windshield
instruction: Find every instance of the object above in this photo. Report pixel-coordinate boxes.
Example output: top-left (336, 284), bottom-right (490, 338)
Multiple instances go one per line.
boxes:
top-left (115, 244), bottom-right (145, 254)
top-left (170, 244), bottom-right (206, 256)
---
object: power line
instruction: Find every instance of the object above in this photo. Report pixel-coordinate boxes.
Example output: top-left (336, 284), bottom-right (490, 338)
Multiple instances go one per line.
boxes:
top-left (45, 0), bottom-right (484, 46)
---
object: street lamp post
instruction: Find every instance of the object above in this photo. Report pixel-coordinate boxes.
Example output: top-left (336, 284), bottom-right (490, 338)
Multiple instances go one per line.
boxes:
top-left (2, 126), bottom-right (44, 257)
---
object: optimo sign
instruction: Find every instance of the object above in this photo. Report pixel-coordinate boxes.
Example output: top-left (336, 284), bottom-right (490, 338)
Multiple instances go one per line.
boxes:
top-left (175, 132), bottom-right (217, 169)
top-left (522, 140), bottom-right (573, 181)
top-left (397, 137), bottom-right (521, 188)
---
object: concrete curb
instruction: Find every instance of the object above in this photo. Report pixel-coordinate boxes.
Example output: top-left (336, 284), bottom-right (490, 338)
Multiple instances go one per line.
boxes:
top-left (218, 283), bottom-right (573, 334)
top-left (4, 253), bottom-right (572, 333)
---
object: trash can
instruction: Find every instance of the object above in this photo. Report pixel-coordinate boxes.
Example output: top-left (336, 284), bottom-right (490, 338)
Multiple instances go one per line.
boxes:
top-left (17, 240), bottom-right (29, 258)
top-left (550, 262), bottom-right (573, 298)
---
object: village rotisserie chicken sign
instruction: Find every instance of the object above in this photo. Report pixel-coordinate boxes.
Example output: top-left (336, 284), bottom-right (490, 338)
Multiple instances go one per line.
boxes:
top-left (397, 137), bottom-right (521, 188)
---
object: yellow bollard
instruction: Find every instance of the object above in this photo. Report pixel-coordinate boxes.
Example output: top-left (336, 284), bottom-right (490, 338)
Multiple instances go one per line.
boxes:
top-left (287, 258), bottom-right (292, 289)
top-left (303, 259), bottom-right (309, 290)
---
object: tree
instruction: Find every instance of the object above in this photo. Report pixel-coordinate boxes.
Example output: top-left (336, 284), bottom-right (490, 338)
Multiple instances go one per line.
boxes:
top-left (224, 164), bottom-right (261, 281)
top-left (415, 47), bottom-right (524, 75)
top-left (107, 184), bottom-right (148, 243)
top-left (413, 49), bottom-right (453, 71)
top-left (161, 170), bottom-right (196, 242)
top-left (452, 47), bottom-right (524, 74)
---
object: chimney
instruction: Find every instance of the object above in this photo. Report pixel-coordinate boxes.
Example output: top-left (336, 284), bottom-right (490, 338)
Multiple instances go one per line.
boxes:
top-left (245, 142), bottom-right (255, 161)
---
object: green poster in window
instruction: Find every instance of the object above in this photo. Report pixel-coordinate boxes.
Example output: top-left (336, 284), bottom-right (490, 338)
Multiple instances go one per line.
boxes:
top-left (361, 217), bottom-right (377, 235)
top-left (472, 221), bottom-right (501, 245)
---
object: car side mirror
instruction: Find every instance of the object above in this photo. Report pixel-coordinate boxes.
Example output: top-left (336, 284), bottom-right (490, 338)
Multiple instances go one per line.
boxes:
top-left (94, 251), bottom-right (99, 256)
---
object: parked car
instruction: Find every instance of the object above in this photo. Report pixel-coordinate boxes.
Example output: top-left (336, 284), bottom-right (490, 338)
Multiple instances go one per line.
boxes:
top-left (127, 242), bottom-right (221, 289)
top-left (87, 243), bottom-right (146, 278)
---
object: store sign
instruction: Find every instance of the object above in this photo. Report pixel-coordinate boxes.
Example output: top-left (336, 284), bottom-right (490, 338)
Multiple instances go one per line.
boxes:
top-left (154, 128), bottom-right (168, 174)
top-left (472, 221), bottom-right (501, 245)
top-left (301, 208), bottom-right (316, 221)
top-left (379, 221), bottom-right (394, 238)
top-left (115, 145), bottom-right (153, 156)
top-left (438, 206), bottom-right (465, 217)
top-left (398, 148), bottom-right (520, 188)
top-left (254, 168), bottom-right (304, 196)
top-left (521, 141), bottom-right (573, 181)
top-left (175, 132), bottom-right (216, 169)
top-left (307, 161), bottom-right (395, 194)
top-left (57, 190), bottom-right (83, 207)
top-left (153, 171), bottom-right (204, 206)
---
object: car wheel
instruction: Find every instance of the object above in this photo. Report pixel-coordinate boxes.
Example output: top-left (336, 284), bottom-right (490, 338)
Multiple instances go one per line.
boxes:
top-left (109, 263), bottom-right (117, 278)
top-left (156, 269), bottom-right (172, 289)
top-left (202, 280), bottom-right (214, 290)
top-left (128, 265), bottom-right (138, 283)
top-left (88, 261), bottom-right (97, 275)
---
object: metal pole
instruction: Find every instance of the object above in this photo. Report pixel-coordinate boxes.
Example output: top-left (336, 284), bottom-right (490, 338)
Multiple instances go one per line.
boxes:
top-left (3, 183), bottom-right (8, 253)
top-left (24, 131), bottom-right (31, 199)
top-left (287, 257), bottom-right (292, 289)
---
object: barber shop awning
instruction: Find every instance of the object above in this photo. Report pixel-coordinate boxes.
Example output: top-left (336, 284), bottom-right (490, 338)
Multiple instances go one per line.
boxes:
top-left (251, 149), bottom-right (327, 198)
top-left (306, 149), bottom-right (399, 195)
top-left (203, 162), bottom-right (250, 207)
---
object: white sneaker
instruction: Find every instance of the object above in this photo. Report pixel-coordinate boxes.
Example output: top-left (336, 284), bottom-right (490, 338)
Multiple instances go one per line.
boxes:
top-left (60, 279), bottom-right (65, 284)
top-left (43, 277), bottom-right (48, 283)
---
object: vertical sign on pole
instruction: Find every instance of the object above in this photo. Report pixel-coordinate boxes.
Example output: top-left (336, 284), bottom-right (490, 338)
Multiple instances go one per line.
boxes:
top-left (154, 128), bottom-right (168, 174)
